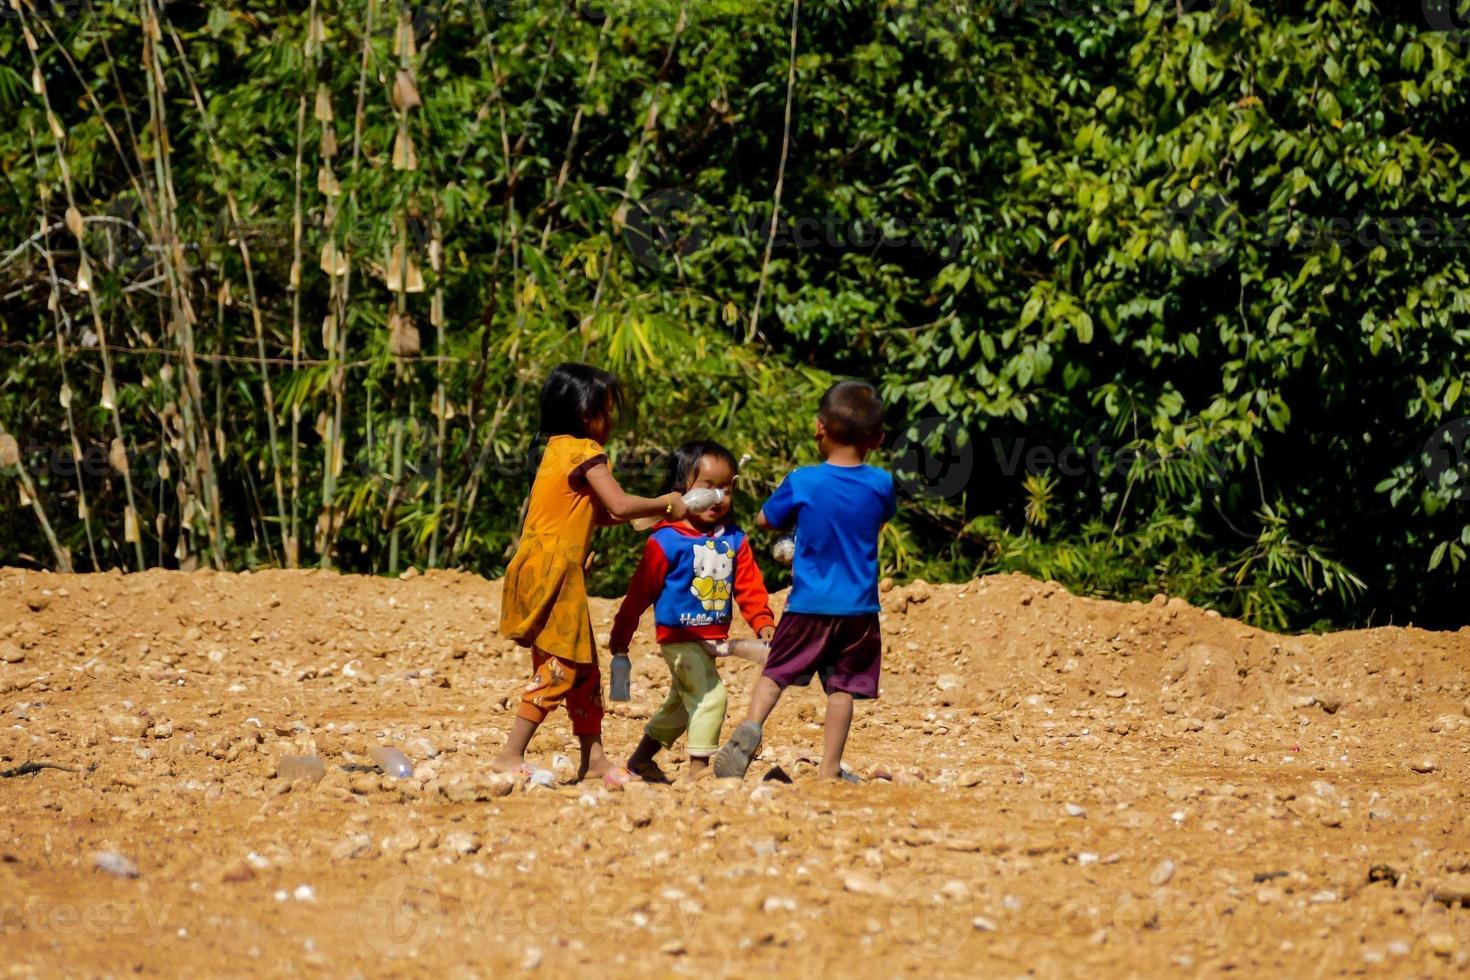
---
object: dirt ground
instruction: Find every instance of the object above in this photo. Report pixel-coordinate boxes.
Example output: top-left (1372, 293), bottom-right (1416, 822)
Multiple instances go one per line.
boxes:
top-left (2, 566), bottom-right (1469, 977)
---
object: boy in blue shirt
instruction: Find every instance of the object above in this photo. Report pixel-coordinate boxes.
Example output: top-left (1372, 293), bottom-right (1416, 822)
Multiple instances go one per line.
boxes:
top-left (713, 380), bottom-right (897, 781)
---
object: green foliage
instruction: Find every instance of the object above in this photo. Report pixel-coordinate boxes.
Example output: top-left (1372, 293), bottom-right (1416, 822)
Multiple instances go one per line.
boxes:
top-left (1, 0), bottom-right (1467, 631)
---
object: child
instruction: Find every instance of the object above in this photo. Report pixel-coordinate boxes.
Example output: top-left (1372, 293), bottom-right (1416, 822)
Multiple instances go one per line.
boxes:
top-left (493, 363), bottom-right (690, 785)
top-left (610, 441), bottom-right (776, 781)
top-left (712, 380), bottom-right (896, 782)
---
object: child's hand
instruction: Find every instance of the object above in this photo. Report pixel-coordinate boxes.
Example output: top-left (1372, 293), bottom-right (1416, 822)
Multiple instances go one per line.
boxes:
top-left (663, 492), bottom-right (689, 521)
top-left (758, 626), bottom-right (774, 641)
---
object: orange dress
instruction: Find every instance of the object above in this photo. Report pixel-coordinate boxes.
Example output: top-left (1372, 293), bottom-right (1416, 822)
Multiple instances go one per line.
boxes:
top-left (499, 435), bottom-right (609, 665)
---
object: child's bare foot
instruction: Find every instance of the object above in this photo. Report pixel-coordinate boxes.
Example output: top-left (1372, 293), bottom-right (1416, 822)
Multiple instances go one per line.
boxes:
top-left (686, 756), bottom-right (710, 780)
top-left (490, 753), bottom-right (528, 775)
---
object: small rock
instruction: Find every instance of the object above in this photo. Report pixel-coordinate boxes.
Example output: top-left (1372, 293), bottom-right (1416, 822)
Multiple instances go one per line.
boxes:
top-left (292, 884), bottom-right (316, 902)
top-left (1319, 812), bottom-right (1343, 828)
top-left (1409, 757), bottom-right (1437, 774)
top-left (1429, 874), bottom-right (1470, 907)
top-left (521, 946), bottom-right (543, 970)
top-left (762, 896), bottom-right (797, 913)
top-left (842, 872), bottom-right (892, 898)
top-left (0, 643), bottom-right (24, 664)
top-left (936, 674), bottom-right (963, 692)
top-left (93, 851), bottom-right (140, 879)
top-left (1310, 890), bottom-right (1337, 904)
top-left (1104, 688), bottom-right (1127, 698)
top-left (220, 859), bottom-right (255, 883)
top-left (349, 774), bottom-right (379, 795)
top-left (940, 880), bottom-right (970, 901)
top-left (1064, 802), bottom-right (1086, 818)
top-left (441, 831), bottom-right (480, 855)
top-left (1426, 932), bottom-right (1458, 956)
top-left (972, 916), bottom-right (998, 932)
top-left (1077, 852), bottom-right (1099, 866)
top-left (1149, 860), bottom-right (1176, 885)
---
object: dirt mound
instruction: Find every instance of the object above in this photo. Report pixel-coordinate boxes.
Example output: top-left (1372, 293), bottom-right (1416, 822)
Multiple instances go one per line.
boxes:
top-left (2, 568), bottom-right (1468, 975)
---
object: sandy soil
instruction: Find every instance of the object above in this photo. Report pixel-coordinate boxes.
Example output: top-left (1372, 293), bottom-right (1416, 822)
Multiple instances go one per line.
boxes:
top-left (2, 566), bottom-right (1469, 977)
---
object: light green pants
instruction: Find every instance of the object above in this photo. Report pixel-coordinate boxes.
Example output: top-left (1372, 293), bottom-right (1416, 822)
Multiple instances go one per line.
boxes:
top-left (645, 641), bottom-right (728, 758)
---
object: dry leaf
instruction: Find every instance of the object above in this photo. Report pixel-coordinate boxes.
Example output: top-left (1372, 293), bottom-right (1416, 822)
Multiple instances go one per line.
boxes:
top-left (75, 255), bottom-right (93, 292)
top-left (430, 292), bottom-right (444, 328)
top-left (65, 206), bottom-right (84, 239)
top-left (319, 240), bottom-right (347, 277)
top-left (320, 125), bottom-right (338, 159)
top-left (124, 506), bottom-right (140, 543)
top-left (18, 484), bottom-right (32, 508)
top-left (59, 384), bottom-right (72, 409)
top-left (389, 313), bottom-right (421, 357)
top-left (31, 65), bottom-right (43, 95)
top-left (109, 438), bottom-right (129, 475)
top-left (392, 70), bottom-right (421, 111)
top-left (317, 165), bottom-right (341, 197)
top-left (394, 17), bottom-right (416, 59)
top-left (314, 85), bottom-right (334, 122)
top-left (391, 128), bottom-right (417, 171)
top-left (0, 433), bottom-right (18, 469)
top-left (386, 244), bottom-right (404, 291)
top-left (101, 378), bottom-right (116, 411)
top-left (321, 313), bottom-right (337, 351)
top-left (405, 255), bottom-right (425, 293)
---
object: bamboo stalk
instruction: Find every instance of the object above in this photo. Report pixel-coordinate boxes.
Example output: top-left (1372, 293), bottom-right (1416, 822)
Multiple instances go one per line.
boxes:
top-left (320, 0), bottom-right (379, 568)
top-left (142, 5), bottom-right (230, 569)
top-left (285, 0), bottom-right (322, 569)
top-left (18, 5), bottom-right (147, 570)
top-left (24, 126), bottom-right (100, 569)
top-left (0, 419), bottom-right (72, 572)
top-left (428, 204), bottom-right (447, 567)
top-left (159, 9), bottom-right (282, 566)
top-left (747, 0), bottom-right (801, 345)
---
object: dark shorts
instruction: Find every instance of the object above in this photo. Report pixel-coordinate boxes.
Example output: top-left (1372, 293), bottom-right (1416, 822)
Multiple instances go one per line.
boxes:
top-left (761, 612), bottom-right (882, 700)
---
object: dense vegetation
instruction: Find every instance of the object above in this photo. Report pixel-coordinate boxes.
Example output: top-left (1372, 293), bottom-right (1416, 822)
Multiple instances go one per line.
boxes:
top-left (2, 0), bottom-right (1468, 631)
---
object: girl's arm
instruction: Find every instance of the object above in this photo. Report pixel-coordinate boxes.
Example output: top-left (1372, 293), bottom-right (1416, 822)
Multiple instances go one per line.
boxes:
top-left (610, 539), bottom-right (667, 654)
top-left (584, 463), bottom-right (688, 522)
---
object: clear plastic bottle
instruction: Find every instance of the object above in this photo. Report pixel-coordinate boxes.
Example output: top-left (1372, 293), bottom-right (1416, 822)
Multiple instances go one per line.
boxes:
top-left (681, 487), bottom-right (724, 512)
top-left (609, 653), bottom-right (631, 701)
top-left (369, 746), bottom-right (413, 779)
top-left (703, 639), bottom-right (770, 666)
top-left (772, 534), bottom-right (796, 565)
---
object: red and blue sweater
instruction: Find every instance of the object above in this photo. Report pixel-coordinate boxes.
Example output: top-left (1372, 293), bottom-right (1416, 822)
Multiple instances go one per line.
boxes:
top-left (610, 520), bottom-right (775, 650)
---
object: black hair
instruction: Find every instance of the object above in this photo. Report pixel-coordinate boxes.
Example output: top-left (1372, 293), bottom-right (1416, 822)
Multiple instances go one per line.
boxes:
top-left (538, 362), bottom-right (624, 438)
top-left (664, 440), bottom-right (739, 494)
top-left (818, 379), bottom-right (885, 445)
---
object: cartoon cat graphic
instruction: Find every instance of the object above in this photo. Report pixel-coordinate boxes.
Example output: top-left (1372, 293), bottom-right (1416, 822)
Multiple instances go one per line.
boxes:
top-left (689, 539), bottom-right (736, 613)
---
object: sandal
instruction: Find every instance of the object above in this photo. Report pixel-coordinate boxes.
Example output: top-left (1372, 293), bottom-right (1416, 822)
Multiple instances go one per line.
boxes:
top-left (712, 721), bottom-right (763, 779)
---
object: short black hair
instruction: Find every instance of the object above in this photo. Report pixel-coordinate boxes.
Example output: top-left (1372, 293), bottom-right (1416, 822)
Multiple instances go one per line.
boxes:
top-left (538, 362), bottom-right (624, 438)
top-left (665, 440), bottom-right (739, 494)
top-left (818, 380), bottom-right (884, 445)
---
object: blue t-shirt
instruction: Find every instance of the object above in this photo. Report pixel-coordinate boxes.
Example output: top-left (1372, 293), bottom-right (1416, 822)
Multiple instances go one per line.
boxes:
top-left (762, 462), bottom-right (897, 616)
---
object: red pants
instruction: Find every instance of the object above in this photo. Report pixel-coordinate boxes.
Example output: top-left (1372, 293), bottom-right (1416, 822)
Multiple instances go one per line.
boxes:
top-left (517, 650), bottom-right (604, 736)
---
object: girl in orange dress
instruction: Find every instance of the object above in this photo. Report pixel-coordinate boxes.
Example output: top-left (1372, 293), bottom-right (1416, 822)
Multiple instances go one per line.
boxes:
top-left (493, 363), bottom-right (689, 785)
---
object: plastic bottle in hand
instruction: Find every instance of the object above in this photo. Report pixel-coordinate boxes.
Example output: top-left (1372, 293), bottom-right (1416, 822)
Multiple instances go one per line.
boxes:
top-left (681, 487), bottom-right (724, 512)
top-left (609, 653), bottom-right (631, 702)
top-left (772, 534), bottom-right (796, 565)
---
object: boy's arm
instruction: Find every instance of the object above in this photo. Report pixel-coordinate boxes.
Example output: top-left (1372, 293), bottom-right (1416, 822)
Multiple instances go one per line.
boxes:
top-left (757, 474), bottom-right (798, 531)
top-left (733, 538), bottom-right (776, 639)
top-left (609, 538), bottom-right (668, 653)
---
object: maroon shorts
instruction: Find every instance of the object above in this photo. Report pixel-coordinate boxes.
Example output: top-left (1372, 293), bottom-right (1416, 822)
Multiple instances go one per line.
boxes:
top-left (761, 612), bottom-right (882, 700)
